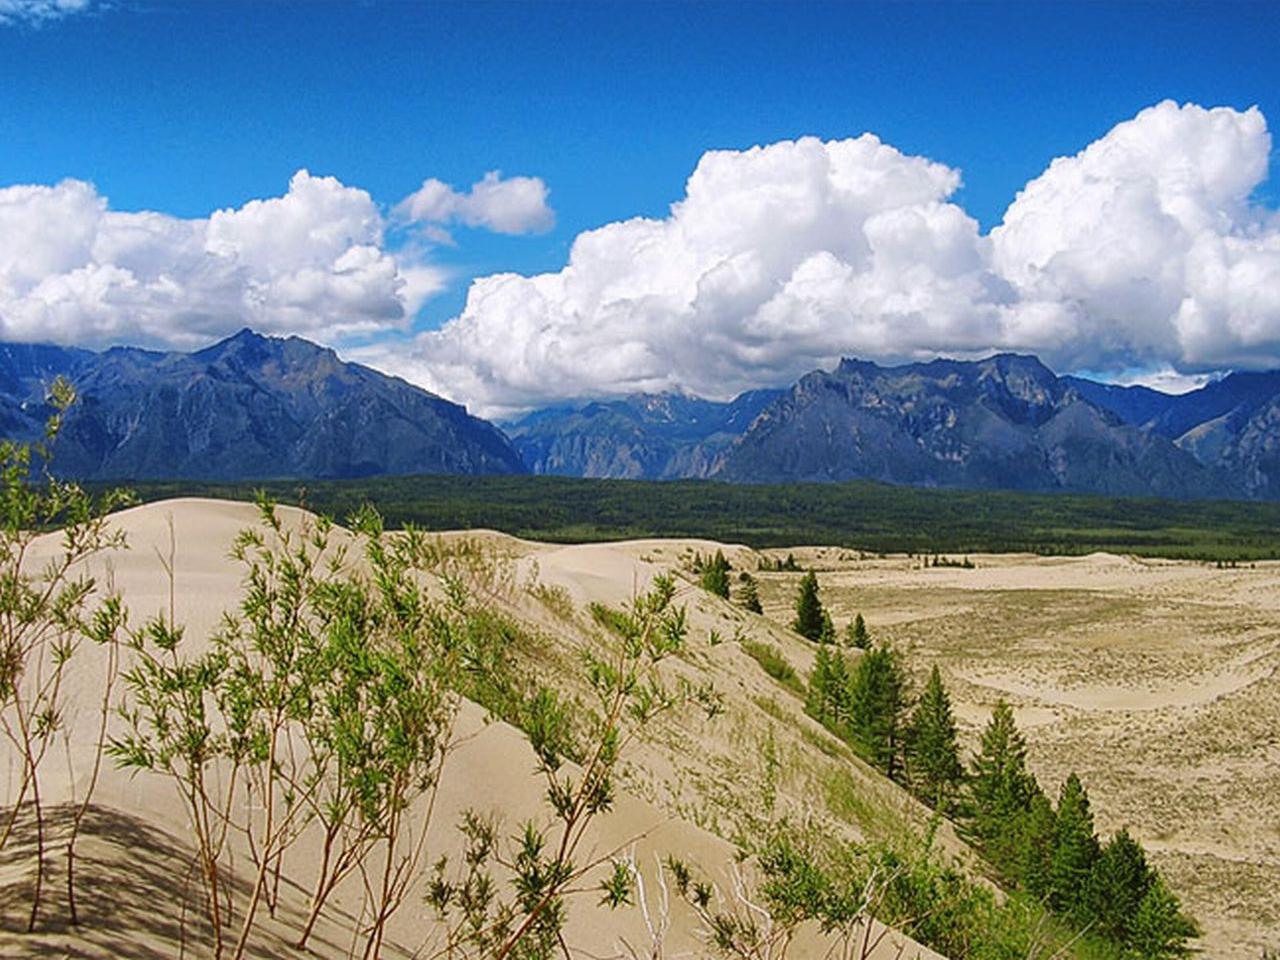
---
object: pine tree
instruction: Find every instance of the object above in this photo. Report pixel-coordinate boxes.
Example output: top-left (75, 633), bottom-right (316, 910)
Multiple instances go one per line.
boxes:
top-left (1084, 828), bottom-right (1153, 945)
top-left (819, 610), bottom-right (836, 644)
top-left (806, 645), bottom-right (853, 736)
top-left (700, 549), bottom-right (731, 598)
top-left (905, 665), bottom-right (963, 811)
top-left (1129, 875), bottom-right (1199, 959)
top-left (806, 645), bottom-right (835, 723)
top-left (825, 646), bottom-right (852, 735)
top-left (847, 644), bottom-right (910, 780)
top-left (963, 700), bottom-right (1038, 873)
top-left (792, 571), bottom-right (826, 641)
top-left (1017, 787), bottom-right (1057, 900)
top-left (846, 613), bottom-right (870, 649)
top-left (1049, 772), bottom-right (1100, 916)
top-left (735, 572), bottom-right (763, 614)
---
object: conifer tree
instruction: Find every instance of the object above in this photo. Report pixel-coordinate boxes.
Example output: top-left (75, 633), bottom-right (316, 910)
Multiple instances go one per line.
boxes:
top-left (820, 610), bottom-right (836, 644)
top-left (1050, 772), bottom-right (1101, 916)
top-left (1018, 788), bottom-right (1057, 900)
top-left (846, 612), bottom-right (870, 649)
top-left (700, 549), bottom-right (731, 598)
top-left (1129, 875), bottom-right (1199, 958)
top-left (905, 665), bottom-right (963, 811)
top-left (1084, 828), bottom-right (1153, 945)
top-left (806, 645), bottom-right (853, 736)
top-left (806, 645), bottom-right (835, 724)
top-left (825, 645), bottom-right (851, 735)
top-left (792, 571), bottom-right (826, 641)
top-left (963, 699), bottom-right (1038, 871)
top-left (735, 572), bottom-right (763, 613)
top-left (847, 644), bottom-right (910, 779)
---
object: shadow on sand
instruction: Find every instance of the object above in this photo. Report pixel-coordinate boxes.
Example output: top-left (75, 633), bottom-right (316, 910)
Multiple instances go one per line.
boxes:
top-left (0, 803), bottom-right (411, 959)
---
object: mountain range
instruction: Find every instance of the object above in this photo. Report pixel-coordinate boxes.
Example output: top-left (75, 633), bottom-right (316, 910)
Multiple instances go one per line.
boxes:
top-left (1064, 371), bottom-right (1280, 498)
top-left (0, 330), bottom-right (522, 480)
top-left (4, 328), bottom-right (1280, 499)
top-left (504, 389), bottom-right (782, 480)
top-left (510, 355), bottom-right (1235, 498)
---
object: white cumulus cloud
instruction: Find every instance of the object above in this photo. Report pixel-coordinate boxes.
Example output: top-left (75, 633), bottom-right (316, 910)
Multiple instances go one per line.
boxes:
top-left (374, 101), bottom-right (1280, 416)
top-left (395, 171), bottom-right (555, 237)
top-left (991, 100), bottom-right (1280, 371)
top-left (372, 134), bottom-right (1017, 414)
top-left (0, 170), bottom-right (447, 349)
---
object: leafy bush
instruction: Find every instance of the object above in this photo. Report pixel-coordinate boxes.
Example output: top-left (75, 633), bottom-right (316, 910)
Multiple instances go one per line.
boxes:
top-left (112, 500), bottom-right (461, 958)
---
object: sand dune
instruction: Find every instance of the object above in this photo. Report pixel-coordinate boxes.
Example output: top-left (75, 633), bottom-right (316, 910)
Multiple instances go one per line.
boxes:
top-left (9, 499), bottom-right (1269, 956)
top-left (1, 499), bottom-right (939, 960)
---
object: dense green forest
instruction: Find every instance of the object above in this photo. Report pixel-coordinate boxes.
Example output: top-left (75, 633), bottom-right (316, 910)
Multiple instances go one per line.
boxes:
top-left (113, 474), bottom-right (1280, 560)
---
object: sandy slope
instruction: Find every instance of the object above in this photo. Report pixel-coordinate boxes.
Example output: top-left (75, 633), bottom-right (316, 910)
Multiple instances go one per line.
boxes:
top-left (1, 499), bottom-right (939, 960)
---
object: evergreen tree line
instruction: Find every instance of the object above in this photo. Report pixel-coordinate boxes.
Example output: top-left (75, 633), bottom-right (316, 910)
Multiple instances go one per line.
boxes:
top-left (926, 554), bottom-right (976, 569)
top-left (796, 573), bottom-right (1197, 959)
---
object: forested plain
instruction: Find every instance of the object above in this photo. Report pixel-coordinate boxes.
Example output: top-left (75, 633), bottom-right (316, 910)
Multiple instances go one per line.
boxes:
top-left (115, 474), bottom-right (1280, 560)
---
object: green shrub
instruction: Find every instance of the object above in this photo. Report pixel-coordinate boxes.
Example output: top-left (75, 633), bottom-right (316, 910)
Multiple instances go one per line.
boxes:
top-left (741, 639), bottom-right (804, 697)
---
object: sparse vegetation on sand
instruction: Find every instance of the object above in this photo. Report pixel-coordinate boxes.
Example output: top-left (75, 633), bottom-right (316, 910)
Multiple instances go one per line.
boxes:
top-left (0, 381), bottom-right (133, 932)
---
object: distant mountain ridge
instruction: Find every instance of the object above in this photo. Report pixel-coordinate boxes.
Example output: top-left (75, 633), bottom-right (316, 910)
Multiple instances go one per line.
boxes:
top-left (513, 355), bottom-right (1280, 499)
top-left (5, 328), bottom-right (1280, 499)
top-left (0, 329), bottom-right (523, 481)
top-left (1066, 370), bottom-right (1280, 498)
top-left (711, 355), bottom-right (1231, 497)
top-left (505, 389), bottom-right (782, 479)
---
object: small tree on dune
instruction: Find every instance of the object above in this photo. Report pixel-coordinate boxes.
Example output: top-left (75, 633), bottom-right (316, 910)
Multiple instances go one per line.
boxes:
top-left (819, 609), bottom-right (836, 644)
top-left (806, 644), bottom-right (837, 725)
top-left (735, 571), bottom-right (763, 613)
top-left (806, 644), bottom-right (855, 738)
top-left (846, 643), bottom-right (910, 780)
top-left (792, 571), bottom-right (826, 642)
top-left (1129, 875), bottom-right (1200, 959)
top-left (1017, 788), bottom-right (1057, 900)
top-left (846, 613), bottom-right (870, 649)
top-left (1084, 828), bottom-right (1153, 945)
top-left (963, 699), bottom-right (1038, 871)
top-left (905, 665), bottom-right (963, 811)
top-left (700, 549), bottom-right (731, 599)
top-left (1050, 772), bottom-right (1100, 917)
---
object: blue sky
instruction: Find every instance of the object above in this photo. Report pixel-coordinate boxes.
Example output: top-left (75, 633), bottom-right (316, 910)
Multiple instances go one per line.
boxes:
top-left (2, 1), bottom-right (1279, 409)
